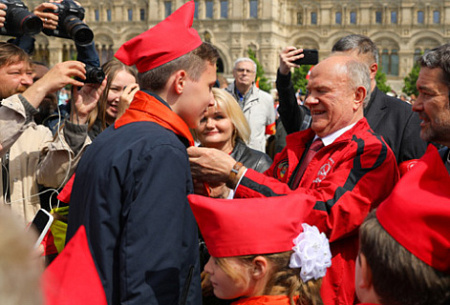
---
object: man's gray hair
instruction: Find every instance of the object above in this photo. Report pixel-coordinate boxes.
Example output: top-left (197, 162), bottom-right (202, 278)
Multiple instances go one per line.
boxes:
top-left (341, 58), bottom-right (372, 106)
top-left (332, 34), bottom-right (379, 65)
top-left (418, 44), bottom-right (450, 91)
top-left (233, 57), bottom-right (257, 71)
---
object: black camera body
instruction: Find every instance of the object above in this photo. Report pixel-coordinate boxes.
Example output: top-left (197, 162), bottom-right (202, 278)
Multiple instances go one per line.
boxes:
top-left (42, 0), bottom-right (93, 46)
top-left (85, 65), bottom-right (105, 84)
top-left (0, 0), bottom-right (43, 37)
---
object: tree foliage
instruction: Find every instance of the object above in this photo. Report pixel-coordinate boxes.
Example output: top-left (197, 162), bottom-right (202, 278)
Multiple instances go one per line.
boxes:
top-left (403, 62), bottom-right (420, 96)
top-left (375, 70), bottom-right (392, 93)
top-left (247, 48), bottom-right (272, 93)
top-left (291, 65), bottom-right (313, 95)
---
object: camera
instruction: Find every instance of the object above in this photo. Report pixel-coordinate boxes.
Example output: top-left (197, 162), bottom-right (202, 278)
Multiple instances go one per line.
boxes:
top-left (84, 65), bottom-right (105, 84)
top-left (42, 0), bottom-right (93, 46)
top-left (0, 0), bottom-right (43, 37)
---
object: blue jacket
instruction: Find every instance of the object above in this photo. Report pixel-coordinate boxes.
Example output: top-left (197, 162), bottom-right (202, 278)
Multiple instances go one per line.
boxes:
top-left (67, 93), bottom-right (201, 305)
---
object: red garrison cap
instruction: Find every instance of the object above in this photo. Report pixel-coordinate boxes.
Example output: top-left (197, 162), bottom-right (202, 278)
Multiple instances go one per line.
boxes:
top-left (188, 193), bottom-right (316, 257)
top-left (377, 145), bottom-right (450, 274)
top-left (115, 1), bottom-right (201, 73)
top-left (43, 226), bottom-right (107, 305)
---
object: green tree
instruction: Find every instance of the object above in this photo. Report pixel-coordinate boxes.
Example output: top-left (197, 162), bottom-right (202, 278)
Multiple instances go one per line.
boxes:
top-left (375, 70), bottom-right (392, 93)
top-left (247, 48), bottom-right (272, 93)
top-left (291, 65), bottom-right (313, 95)
top-left (403, 62), bottom-right (420, 96)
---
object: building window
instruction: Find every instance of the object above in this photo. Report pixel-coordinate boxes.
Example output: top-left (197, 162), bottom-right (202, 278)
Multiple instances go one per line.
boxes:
top-left (128, 9), bottom-right (133, 21)
top-left (220, 0), bottom-right (228, 18)
top-left (311, 12), bottom-right (317, 25)
top-left (390, 11), bottom-right (397, 24)
top-left (297, 12), bottom-right (303, 25)
top-left (206, 0), bottom-right (213, 18)
top-left (375, 11), bottom-right (382, 24)
top-left (433, 10), bottom-right (440, 24)
top-left (380, 48), bottom-right (399, 76)
top-left (164, 1), bottom-right (172, 18)
top-left (417, 11), bottom-right (424, 24)
top-left (335, 12), bottom-right (341, 24)
top-left (350, 11), bottom-right (356, 24)
top-left (249, 0), bottom-right (258, 18)
top-left (140, 9), bottom-right (145, 21)
top-left (194, 1), bottom-right (198, 19)
top-left (95, 9), bottom-right (99, 21)
top-left (106, 9), bottom-right (111, 21)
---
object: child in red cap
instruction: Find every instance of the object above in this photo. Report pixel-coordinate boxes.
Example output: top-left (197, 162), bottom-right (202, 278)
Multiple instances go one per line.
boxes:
top-left (188, 193), bottom-right (332, 305)
top-left (355, 146), bottom-right (450, 305)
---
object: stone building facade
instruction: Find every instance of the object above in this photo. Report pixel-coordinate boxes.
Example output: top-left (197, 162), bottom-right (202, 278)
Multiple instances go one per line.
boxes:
top-left (5, 0), bottom-right (450, 92)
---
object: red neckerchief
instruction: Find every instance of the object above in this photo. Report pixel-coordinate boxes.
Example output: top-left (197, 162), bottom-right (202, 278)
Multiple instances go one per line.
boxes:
top-left (115, 91), bottom-right (194, 146)
top-left (115, 91), bottom-right (210, 196)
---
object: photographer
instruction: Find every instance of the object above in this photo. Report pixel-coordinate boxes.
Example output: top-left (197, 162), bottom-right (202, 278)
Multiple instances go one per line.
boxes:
top-left (0, 41), bottom-right (104, 224)
top-left (33, 1), bottom-right (139, 190)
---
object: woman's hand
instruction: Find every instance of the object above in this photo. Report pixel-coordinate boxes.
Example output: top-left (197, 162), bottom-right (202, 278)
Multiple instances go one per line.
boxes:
top-left (116, 83), bottom-right (139, 119)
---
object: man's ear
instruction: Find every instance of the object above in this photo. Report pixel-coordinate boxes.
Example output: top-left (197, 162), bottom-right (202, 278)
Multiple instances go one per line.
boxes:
top-left (173, 70), bottom-right (187, 95)
top-left (251, 256), bottom-right (269, 280)
top-left (369, 62), bottom-right (378, 80)
top-left (353, 86), bottom-right (367, 110)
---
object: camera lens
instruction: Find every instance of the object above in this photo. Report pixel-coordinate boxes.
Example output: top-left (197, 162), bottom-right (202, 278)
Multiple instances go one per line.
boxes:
top-left (21, 14), bottom-right (44, 35)
top-left (8, 9), bottom-right (43, 36)
top-left (85, 66), bottom-right (105, 84)
top-left (64, 16), bottom-right (93, 46)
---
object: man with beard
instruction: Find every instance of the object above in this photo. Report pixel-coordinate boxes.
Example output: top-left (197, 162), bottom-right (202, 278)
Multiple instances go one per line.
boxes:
top-left (413, 43), bottom-right (450, 173)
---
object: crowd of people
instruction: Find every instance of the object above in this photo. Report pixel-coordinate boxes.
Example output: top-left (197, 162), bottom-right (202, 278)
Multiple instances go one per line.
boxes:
top-left (0, 1), bottom-right (449, 305)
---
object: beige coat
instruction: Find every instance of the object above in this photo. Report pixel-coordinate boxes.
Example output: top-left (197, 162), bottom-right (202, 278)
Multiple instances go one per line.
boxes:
top-left (1, 94), bottom-right (90, 223)
top-left (1, 95), bottom-right (52, 223)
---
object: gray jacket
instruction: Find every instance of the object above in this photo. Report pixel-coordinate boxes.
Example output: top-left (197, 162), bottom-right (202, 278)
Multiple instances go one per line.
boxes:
top-left (225, 82), bottom-right (275, 153)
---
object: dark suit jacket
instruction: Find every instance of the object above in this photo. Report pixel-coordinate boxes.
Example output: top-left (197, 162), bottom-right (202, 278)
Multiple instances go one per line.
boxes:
top-left (364, 87), bottom-right (427, 163)
top-left (276, 69), bottom-right (427, 164)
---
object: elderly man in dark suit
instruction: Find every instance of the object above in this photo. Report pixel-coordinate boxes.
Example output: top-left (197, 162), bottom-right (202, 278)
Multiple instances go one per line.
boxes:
top-left (277, 35), bottom-right (427, 167)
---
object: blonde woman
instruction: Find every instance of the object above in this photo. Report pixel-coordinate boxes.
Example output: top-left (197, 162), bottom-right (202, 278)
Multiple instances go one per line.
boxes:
top-left (193, 88), bottom-right (272, 173)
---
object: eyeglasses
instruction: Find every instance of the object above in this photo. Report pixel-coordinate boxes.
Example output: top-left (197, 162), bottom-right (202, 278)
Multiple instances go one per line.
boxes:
top-left (235, 68), bottom-right (255, 74)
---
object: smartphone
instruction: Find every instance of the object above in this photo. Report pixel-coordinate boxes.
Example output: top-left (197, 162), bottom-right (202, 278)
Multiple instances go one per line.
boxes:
top-left (294, 49), bottom-right (319, 65)
top-left (28, 209), bottom-right (54, 248)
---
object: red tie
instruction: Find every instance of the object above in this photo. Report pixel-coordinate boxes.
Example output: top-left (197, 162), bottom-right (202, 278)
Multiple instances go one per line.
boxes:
top-left (291, 138), bottom-right (324, 189)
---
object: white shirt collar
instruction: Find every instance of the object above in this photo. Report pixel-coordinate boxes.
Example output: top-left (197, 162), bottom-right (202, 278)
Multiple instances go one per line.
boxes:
top-left (313, 123), bottom-right (357, 146)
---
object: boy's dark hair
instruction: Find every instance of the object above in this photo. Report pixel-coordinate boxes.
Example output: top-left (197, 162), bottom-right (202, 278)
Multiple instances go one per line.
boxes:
top-left (138, 42), bottom-right (219, 92)
top-left (360, 211), bottom-right (450, 305)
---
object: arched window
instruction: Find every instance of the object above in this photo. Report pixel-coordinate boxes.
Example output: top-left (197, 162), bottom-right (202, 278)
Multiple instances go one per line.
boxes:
top-left (311, 11), bottom-right (317, 25)
top-left (380, 48), bottom-right (399, 76)
top-left (335, 12), bottom-right (342, 24)
top-left (390, 10), bottom-right (397, 24)
top-left (375, 10), bottom-right (382, 24)
top-left (206, 0), bottom-right (213, 18)
top-left (220, 0), bottom-right (228, 18)
top-left (417, 11), bottom-right (424, 24)
top-left (350, 11), bottom-right (356, 24)
top-left (194, 1), bottom-right (198, 19)
top-left (433, 10), bottom-right (440, 24)
top-left (164, 1), bottom-right (172, 18)
top-left (249, 0), bottom-right (258, 18)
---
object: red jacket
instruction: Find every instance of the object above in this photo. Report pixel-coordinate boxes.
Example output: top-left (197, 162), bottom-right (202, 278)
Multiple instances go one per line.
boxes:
top-left (236, 118), bottom-right (399, 305)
